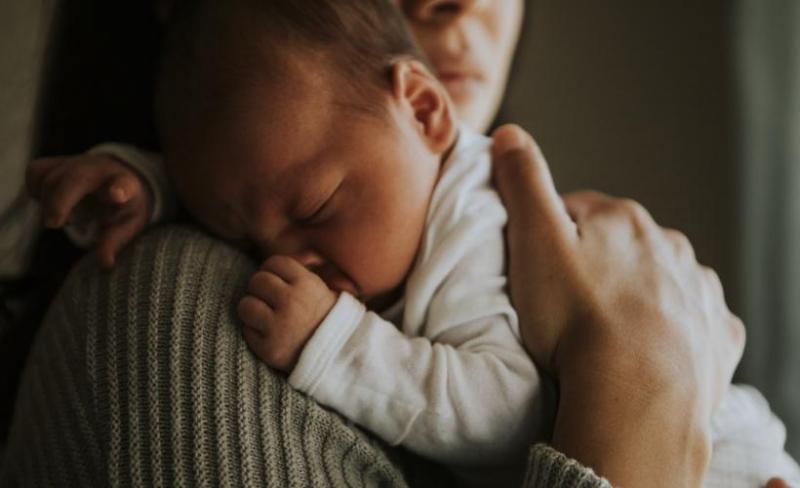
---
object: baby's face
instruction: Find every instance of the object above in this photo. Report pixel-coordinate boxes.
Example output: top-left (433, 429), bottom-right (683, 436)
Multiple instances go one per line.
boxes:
top-left (168, 61), bottom-right (444, 307)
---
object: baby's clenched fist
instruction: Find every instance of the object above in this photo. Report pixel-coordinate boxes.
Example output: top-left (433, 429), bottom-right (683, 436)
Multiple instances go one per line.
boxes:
top-left (238, 255), bottom-right (337, 371)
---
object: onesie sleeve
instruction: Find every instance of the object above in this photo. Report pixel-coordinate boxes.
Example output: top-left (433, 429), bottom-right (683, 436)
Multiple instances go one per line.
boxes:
top-left (64, 143), bottom-right (176, 247)
top-left (289, 192), bottom-right (547, 472)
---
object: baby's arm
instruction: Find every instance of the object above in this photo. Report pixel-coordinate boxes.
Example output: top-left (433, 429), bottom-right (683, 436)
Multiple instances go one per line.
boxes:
top-left (289, 289), bottom-right (543, 468)
top-left (243, 264), bottom-right (542, 468)
top-left (26, 144), bottom-right (173, 267)
top-left (242, 205), bottom-right (545, 469)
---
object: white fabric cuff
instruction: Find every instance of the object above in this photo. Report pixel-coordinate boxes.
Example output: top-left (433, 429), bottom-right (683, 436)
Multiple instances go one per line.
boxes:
top-left (289, 292), bottom-right (365, 395)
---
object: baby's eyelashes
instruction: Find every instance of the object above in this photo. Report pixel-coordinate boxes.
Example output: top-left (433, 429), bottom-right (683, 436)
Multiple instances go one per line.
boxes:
top-left (296, 201), bottom-right (333, 227)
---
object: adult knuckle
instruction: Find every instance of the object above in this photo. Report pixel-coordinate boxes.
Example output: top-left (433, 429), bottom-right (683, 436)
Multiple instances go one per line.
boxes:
top-left (728, 313), bottom-right (746, 349)
top-left (666, 228), bottom-right (689, 246)
top-left (701, 265), bottom-right (722, 288)
top-left (666, 229), bottom-right (694, 258)
top-left (569, 189), bottom-right (604, 204)
top-left (563, 190), bottom-right (607, 217)
top-left (619, 198), bottom-right (651, 223)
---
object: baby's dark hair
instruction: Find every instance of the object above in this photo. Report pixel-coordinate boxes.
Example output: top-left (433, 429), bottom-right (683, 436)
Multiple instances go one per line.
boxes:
top-left (156, 0), bottom-right (427, 140)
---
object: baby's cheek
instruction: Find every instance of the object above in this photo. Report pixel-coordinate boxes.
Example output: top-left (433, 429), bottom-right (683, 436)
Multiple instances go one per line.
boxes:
top-left (323, 203), bottom-right (424, 298)
top-left (347, 243), bottom-right (416, 298)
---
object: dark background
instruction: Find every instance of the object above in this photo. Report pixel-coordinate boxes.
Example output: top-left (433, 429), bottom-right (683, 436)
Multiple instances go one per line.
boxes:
top-left (500, 1), bottom-right (740, 312)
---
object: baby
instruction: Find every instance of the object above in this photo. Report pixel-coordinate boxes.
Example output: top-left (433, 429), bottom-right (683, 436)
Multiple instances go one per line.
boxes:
top-left (27, 0), bottom-right (800, 486)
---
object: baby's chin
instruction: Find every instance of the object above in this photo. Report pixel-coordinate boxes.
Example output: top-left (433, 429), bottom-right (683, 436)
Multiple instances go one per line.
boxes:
top-left (364, 287), bottom-right (404, 313)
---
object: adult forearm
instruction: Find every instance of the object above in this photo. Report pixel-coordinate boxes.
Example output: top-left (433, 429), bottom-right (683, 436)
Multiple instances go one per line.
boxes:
top-left (551, 373), bottom-right (711, 488)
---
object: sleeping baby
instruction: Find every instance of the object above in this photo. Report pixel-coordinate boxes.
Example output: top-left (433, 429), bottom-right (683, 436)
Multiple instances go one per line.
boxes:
top-left (26, 0), bottom-right (800, 486)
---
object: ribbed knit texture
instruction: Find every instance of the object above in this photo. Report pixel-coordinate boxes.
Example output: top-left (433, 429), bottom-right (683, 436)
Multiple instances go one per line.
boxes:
top-left (1, 225), bottom-right (608, 487)
top-left (524, 445), bottom-right (611, 488)
top-left (0, 226), bottom-right (454, 487)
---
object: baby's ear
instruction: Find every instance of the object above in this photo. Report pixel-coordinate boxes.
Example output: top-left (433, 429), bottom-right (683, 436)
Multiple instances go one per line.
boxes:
top-left (389, 59), bottom-right (457, 155)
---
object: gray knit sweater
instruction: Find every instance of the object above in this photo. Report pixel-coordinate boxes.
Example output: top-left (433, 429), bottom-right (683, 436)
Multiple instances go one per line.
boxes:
top-left (1, 226), bottom-right (609, 487)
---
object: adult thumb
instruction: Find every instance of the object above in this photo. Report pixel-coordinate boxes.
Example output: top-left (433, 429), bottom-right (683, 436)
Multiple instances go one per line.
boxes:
top-left (491, 124), bottom-right (576, 245)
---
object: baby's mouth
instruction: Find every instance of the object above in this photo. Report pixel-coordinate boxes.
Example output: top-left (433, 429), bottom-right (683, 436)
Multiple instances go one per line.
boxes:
top-left (312, 265), bottom-right (360, 298)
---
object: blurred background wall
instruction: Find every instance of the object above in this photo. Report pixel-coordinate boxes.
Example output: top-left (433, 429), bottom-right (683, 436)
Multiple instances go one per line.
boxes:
top-left (0, 0), bottom-right (55, 276)
top-left (501, 1), bottom-right (739, 310)
top-left (736, 0), bottom-right (800, 460)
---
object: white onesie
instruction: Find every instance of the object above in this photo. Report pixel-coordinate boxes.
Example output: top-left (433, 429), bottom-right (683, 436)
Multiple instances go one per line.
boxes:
top-left (85, 128), bottom-right (800, 487)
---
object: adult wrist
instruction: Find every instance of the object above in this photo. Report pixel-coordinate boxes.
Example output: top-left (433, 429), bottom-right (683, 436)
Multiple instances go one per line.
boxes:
top-left (551, 368), bottom-right (712, 488)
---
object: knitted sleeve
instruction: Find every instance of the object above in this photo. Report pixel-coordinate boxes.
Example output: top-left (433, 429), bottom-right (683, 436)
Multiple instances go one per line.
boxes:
top-left (0, 226), bottom-right (450, 487)
top-left (523, 444), bottom-right (612, 488)
top-left (1, 224), bottom-right (612, 488)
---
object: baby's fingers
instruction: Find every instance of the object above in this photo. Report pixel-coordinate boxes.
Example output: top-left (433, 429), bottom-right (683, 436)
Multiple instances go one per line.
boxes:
top-left (238, 295), bottom-right (274, 333)
top-left (247, 271), bottom-right (291, 309)
top-left (260, 255), bottom-right (309, 284)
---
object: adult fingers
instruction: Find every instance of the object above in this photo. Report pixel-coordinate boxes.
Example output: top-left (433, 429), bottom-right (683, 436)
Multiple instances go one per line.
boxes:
top-left (26, 157), bottom-right (63, 199)
top-left (764, 477), bottom-right (791, 488)
top-left (100, 172), bottom-right (142, 205)
top-left (41, 166), bottom-right (107, 228)
top-left (491, 124), bottom-right (577, 247)
top-left (95, 210), bottom-right (147, 269)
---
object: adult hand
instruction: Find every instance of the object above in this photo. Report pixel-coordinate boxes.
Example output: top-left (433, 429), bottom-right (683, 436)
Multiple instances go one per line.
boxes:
top-left (491, 125), bottom-right (745, 488)
top-left (765, 477), bottom-right (791, 488)
top-left (26, 154), bottom-right (153, 268)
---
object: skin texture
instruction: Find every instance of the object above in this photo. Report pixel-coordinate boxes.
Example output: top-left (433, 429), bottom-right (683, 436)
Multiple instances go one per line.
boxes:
top-left (491, 124), bottom-right (747, 488)
top-left (398, 0), bottom-right (525, 132)
top-left (163, 53), bottom-right (458, 370)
